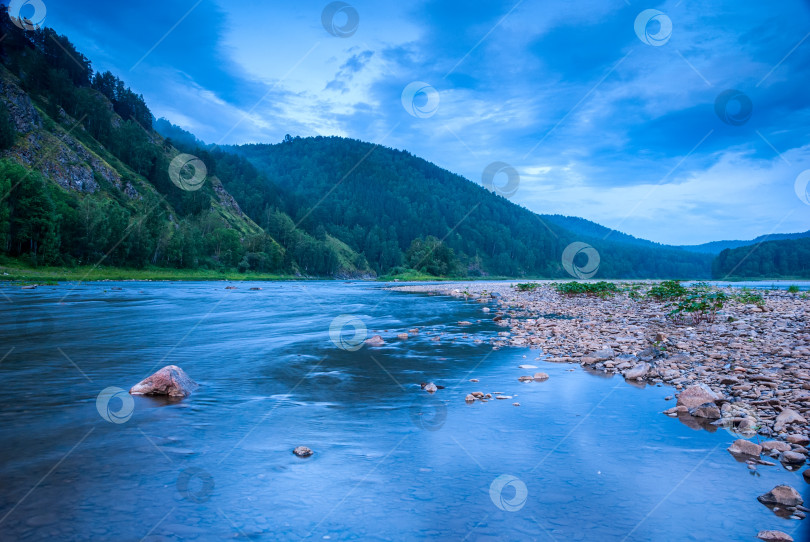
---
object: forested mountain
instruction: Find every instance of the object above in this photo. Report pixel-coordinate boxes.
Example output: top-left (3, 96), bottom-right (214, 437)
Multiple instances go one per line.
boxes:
top-left (713, 237), bottom-right (810, 279)
top-left (0, 11), bottom-right (800, 280)
top-left (232, 137), bottom-right (714, 278)
top-left (681, 231), bottom-right (810, 255)
top-left (0, 8), bottom-right (369, 277)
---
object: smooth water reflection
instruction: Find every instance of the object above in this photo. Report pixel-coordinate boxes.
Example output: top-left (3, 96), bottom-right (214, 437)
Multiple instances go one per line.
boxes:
top-left (0, 281), bottom-right (806, 541)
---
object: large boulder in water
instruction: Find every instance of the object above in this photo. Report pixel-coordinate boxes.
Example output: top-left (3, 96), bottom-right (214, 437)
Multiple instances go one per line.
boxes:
top-left (129, 365), bottom-right (198, 397)
top-left (676, 384), bottom-right (722, 410)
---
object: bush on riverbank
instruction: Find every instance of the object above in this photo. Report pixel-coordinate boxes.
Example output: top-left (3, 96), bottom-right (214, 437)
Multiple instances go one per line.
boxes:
top-left (553, 281), bottom-right (618, 297)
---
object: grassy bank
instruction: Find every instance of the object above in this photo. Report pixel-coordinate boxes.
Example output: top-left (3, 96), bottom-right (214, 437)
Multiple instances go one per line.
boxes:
top-left (0, 263), bottom-right (302, 283)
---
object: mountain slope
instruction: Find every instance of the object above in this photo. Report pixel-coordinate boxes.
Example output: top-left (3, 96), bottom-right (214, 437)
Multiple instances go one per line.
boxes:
top-left (233, 137), bottom-right (714, 279)
top-left (681, 231), bottom-right (810, 255)
top-left (0, 11), bottom-right (370, 277)
top-left (713, 237), bottom-right (810, 279)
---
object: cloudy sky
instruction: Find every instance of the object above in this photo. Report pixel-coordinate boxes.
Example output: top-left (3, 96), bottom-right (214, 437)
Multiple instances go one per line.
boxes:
top-left (29, 0), bottom-right (810, 244)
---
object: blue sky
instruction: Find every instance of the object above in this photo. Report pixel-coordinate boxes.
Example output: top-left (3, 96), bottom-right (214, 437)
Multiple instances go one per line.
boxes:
top-left (30, 0), bottom-right (810, 244)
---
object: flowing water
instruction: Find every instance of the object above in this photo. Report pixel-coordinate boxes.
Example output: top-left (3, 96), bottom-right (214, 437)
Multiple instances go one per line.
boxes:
top-left (0, 281), bottom-right (806, 541)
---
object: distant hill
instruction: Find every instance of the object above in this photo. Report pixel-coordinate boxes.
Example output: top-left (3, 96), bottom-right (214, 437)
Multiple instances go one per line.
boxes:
top-left (713, 237), bottom-right (810, 279)
top-left (541, 215), bottom-right (674, 250)
top-left (681, 231), bottom-right (810, 255)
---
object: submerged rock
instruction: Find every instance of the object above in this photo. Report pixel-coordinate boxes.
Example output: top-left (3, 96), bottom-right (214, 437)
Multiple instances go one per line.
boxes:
top-left (533, 372), bottom-right (549, 381)
top-left (465, 394), bottom-right (475, 403)
top-left (727, 439), bottom-right (762, 457)
top-left (780, 451), bottom-right (806, 466)
top-left (129, 365), bottom-right (198, 397)
top-left (365, 335), bottom-right (385, 347)
top-left (293, 446), bottom-right (313, 457)
top-left (757, 530), bottom-right (793, 542)
top-left (757, 485), bottom-right (803, 507)
top-left (423, 382), bottom-right (438, 393)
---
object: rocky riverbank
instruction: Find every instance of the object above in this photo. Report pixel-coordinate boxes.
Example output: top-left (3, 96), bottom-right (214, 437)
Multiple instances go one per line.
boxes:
top-left (393, 281), bottom-right (809, 539)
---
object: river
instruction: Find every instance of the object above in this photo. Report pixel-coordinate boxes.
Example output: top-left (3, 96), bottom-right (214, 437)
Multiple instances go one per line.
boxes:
top-left (0, 281), bottom-right (806, 541)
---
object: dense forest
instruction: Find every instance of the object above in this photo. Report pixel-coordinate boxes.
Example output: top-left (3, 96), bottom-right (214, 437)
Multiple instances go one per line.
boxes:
top-left (0, 8), bottom-right (804, 280)
top-left (0, 8), bottom-right (364, 276)
top-left (713, 237), bottom-right (810, 279)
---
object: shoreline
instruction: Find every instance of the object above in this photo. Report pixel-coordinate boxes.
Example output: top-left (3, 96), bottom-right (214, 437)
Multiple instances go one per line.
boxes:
top-left (393, 281), bottom-right (809, 443)
top-left (393, 280), bottom-right (809, 537)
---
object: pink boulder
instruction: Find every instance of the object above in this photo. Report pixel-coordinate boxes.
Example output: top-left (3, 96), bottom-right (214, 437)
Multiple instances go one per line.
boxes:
top-left (129, 365), bottom-right (198, 397)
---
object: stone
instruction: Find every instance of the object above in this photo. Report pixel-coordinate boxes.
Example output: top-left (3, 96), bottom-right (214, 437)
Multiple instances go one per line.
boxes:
top-left (397, 333), bottom-right (409, 340)
top-left (518, 364), bottom-right (538, 369)
top-left (470, 379), bottom-right (479, 383)
top-left (757, 531), bottom-right (793, 542)
top-left (457, 321), bottom-right (472, 326)
top-left (364, 335), bottom-right (385, 347)
top-left (803, 469), bottom-right (810, 484)
top-left (761, 441), bottom-right (792, 453)
top-left (471, 392), bottom-right (484, 398)
top-left (513, 402), bottom-right (520, 407)
top-left (676, 384), bottom-right (722, 410)
top-left (688, 402), bottom-right (721, 419)
top-left (590, 348), bottom-right (615, 361)
top-left (495, 395), bottom-right (512, 400)
top-left (727, 439), bottom-right (762, 456)
top-left (518, 375), bottom-right (534, 382)
top-left (757, 485), bottom-right (803, 507)
top-left (533, 372), bottom-right (549, 381)
top-left (775, 409), bottom-right (806, 432)
top-left (129, 365), bottom-right (198, 397)
top-left (780, 451), bottom-right (806, 465)
top-left (787, 434), bottom-right (810, 446)
top-left (423, 383), bottom-right (438, 393)
top-left (293, 446), bottom-right (313, 457)
top-left (623, 362), bottom-right (650, 380)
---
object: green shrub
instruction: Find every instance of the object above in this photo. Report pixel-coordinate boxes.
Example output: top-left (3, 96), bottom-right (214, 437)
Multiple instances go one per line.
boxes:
top-left (554, 281), bottom-right (618, 298)
top-left (735, 288), bottom-right (765, 307)
top-left (515, 283), bottom-right (540, 292)
top-left (788, 285), bottom-right (800, 294)
top-left (647, 280), bottom-right (687, 301)
top-left (668, 285), bottom-right (728, 324)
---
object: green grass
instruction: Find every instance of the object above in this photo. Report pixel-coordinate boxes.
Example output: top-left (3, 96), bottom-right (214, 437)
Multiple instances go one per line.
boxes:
top-left (515, 282), bottom-right (540, 291)
top-left (788, 285), bottom-right (800, 293)
top-left (647, 280), bottom-right (687, 301)
top-left (735, 288), bottom-right (765, 307)
top-left (0, 263), bottom-right (300, 283)
top-left (553, 281), bottom-right (619, 297)
top-left (378, 269), bottom-right (446, 281)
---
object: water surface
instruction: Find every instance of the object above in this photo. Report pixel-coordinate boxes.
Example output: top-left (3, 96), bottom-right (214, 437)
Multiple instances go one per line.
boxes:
top-left (0, 281), bottom-right (806, 541)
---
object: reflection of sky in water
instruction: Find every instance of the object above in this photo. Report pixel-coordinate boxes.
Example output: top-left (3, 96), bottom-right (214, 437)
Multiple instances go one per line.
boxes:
top-left (0, 281), bottom-right (806, 541)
